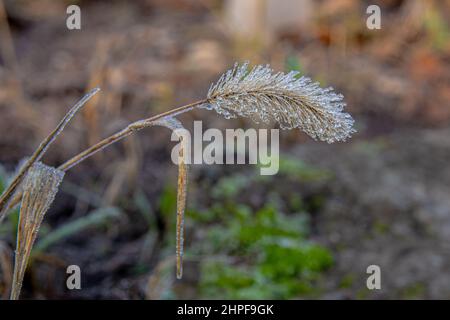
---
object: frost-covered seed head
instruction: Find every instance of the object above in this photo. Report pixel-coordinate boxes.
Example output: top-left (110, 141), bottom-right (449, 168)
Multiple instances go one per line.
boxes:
top-left (207, 62), bottom-right (355, 143)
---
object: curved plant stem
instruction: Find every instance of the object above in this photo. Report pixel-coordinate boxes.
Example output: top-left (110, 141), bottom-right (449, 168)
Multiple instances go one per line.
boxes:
top-left (0, 88), bottom-right (100, 222)
top-left (2, 99), bottom-right (207, 215)
top-left (58, 99), bottom-right (206, 171)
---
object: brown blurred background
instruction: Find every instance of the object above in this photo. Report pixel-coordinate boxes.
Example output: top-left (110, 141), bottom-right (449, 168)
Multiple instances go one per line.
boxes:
top-left (0, 0), bottom-right (449, 299)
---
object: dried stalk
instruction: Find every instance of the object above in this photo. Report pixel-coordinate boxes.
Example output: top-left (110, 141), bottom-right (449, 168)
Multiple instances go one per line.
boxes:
top-left (152, 118), bottom-right (189, 279)
top-left (1, 62), bottom-right (355, 283)
top-left (175, 147), bottom-right (188, 279)
top-left (58, 99), bottom-right (206, 171)
top-left (0, 88), bottom-right (100, 222)
top-left (2, 99), bottom-right (206, 217)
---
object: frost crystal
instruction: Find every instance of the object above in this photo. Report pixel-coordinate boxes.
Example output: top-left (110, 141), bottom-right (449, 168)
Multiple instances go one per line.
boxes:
top-left (207, 62), bottom-right (355, 143)
top-left (152, 116), bottom-right (184, 131)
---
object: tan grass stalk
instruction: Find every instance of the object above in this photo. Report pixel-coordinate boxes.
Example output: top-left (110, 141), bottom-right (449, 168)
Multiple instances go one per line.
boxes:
top-left (0, 88), bottom-right (99, 222)
top-left (152, 117), bottom-right (189, 279)
top-left (58, 62), bottom-right (355, 171)
top-left (58, 99), bottom-right (207, 171)
top-left (2, 62), bottom-right (355, 281)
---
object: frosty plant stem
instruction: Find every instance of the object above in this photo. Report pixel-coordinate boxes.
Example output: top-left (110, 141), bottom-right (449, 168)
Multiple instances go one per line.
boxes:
top-left (1, 62), bottom-right (355, 283)
top-left (2, 98), bottom-right (207, 214)
top-left (58, 99), bottom-right (207, 171)
top-left (0, 88), bottom-right (100, 222)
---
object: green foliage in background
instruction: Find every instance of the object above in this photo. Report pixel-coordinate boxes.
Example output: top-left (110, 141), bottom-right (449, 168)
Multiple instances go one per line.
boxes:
top-left (198, 204), bottom-right (332, 299)
top-left (424, 6), bottom-right (450, 51)
top-left (183, 156), bottom-right (334, 299)
top-left (0, 165), bottom-right (6, 193)
top-left (152, 155), bottom-right (333, 299)
top-left (285, 55), bottom-right (303, 78)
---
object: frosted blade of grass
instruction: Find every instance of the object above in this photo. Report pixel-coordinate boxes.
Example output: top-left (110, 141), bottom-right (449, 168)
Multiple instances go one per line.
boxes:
top-left (10, 162), bottom-right (64, 300)
top-left (153, 117), bottom-right (188, 279)
top-left (175, 146), bottom-right (188, 279)
top-left (0, 88), bottom-right (100, 223)
top-left (34, 207), bottom-right (121, 252)
top-left (207, 62), bottom-right (355, 143)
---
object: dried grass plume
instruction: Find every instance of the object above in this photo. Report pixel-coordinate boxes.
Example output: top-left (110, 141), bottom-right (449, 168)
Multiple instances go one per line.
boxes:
top-left (207, 62), bottom-right (355, 143)
top-left (0, 61), bottom-right (356, 284)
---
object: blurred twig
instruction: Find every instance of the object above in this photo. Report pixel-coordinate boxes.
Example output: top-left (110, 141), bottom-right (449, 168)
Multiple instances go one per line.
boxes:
top-left (84, 38), bottom-right (111, 150)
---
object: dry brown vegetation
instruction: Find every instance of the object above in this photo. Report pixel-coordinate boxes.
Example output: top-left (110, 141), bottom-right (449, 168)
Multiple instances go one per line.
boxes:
top-left (0, 0), bottom-right (449, 299)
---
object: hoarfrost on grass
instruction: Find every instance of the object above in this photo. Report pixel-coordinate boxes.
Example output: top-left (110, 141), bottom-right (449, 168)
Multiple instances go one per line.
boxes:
top-left (207, 62), bottom-right (355, 143)
top-left (11, 162), bottom-right (64, 299)
top-left (152, 116), bottom-right (188, 279)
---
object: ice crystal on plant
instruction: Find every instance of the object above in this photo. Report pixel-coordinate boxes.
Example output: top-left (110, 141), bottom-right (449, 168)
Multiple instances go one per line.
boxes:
top-left (207, 62), bottom-right (355, 143)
